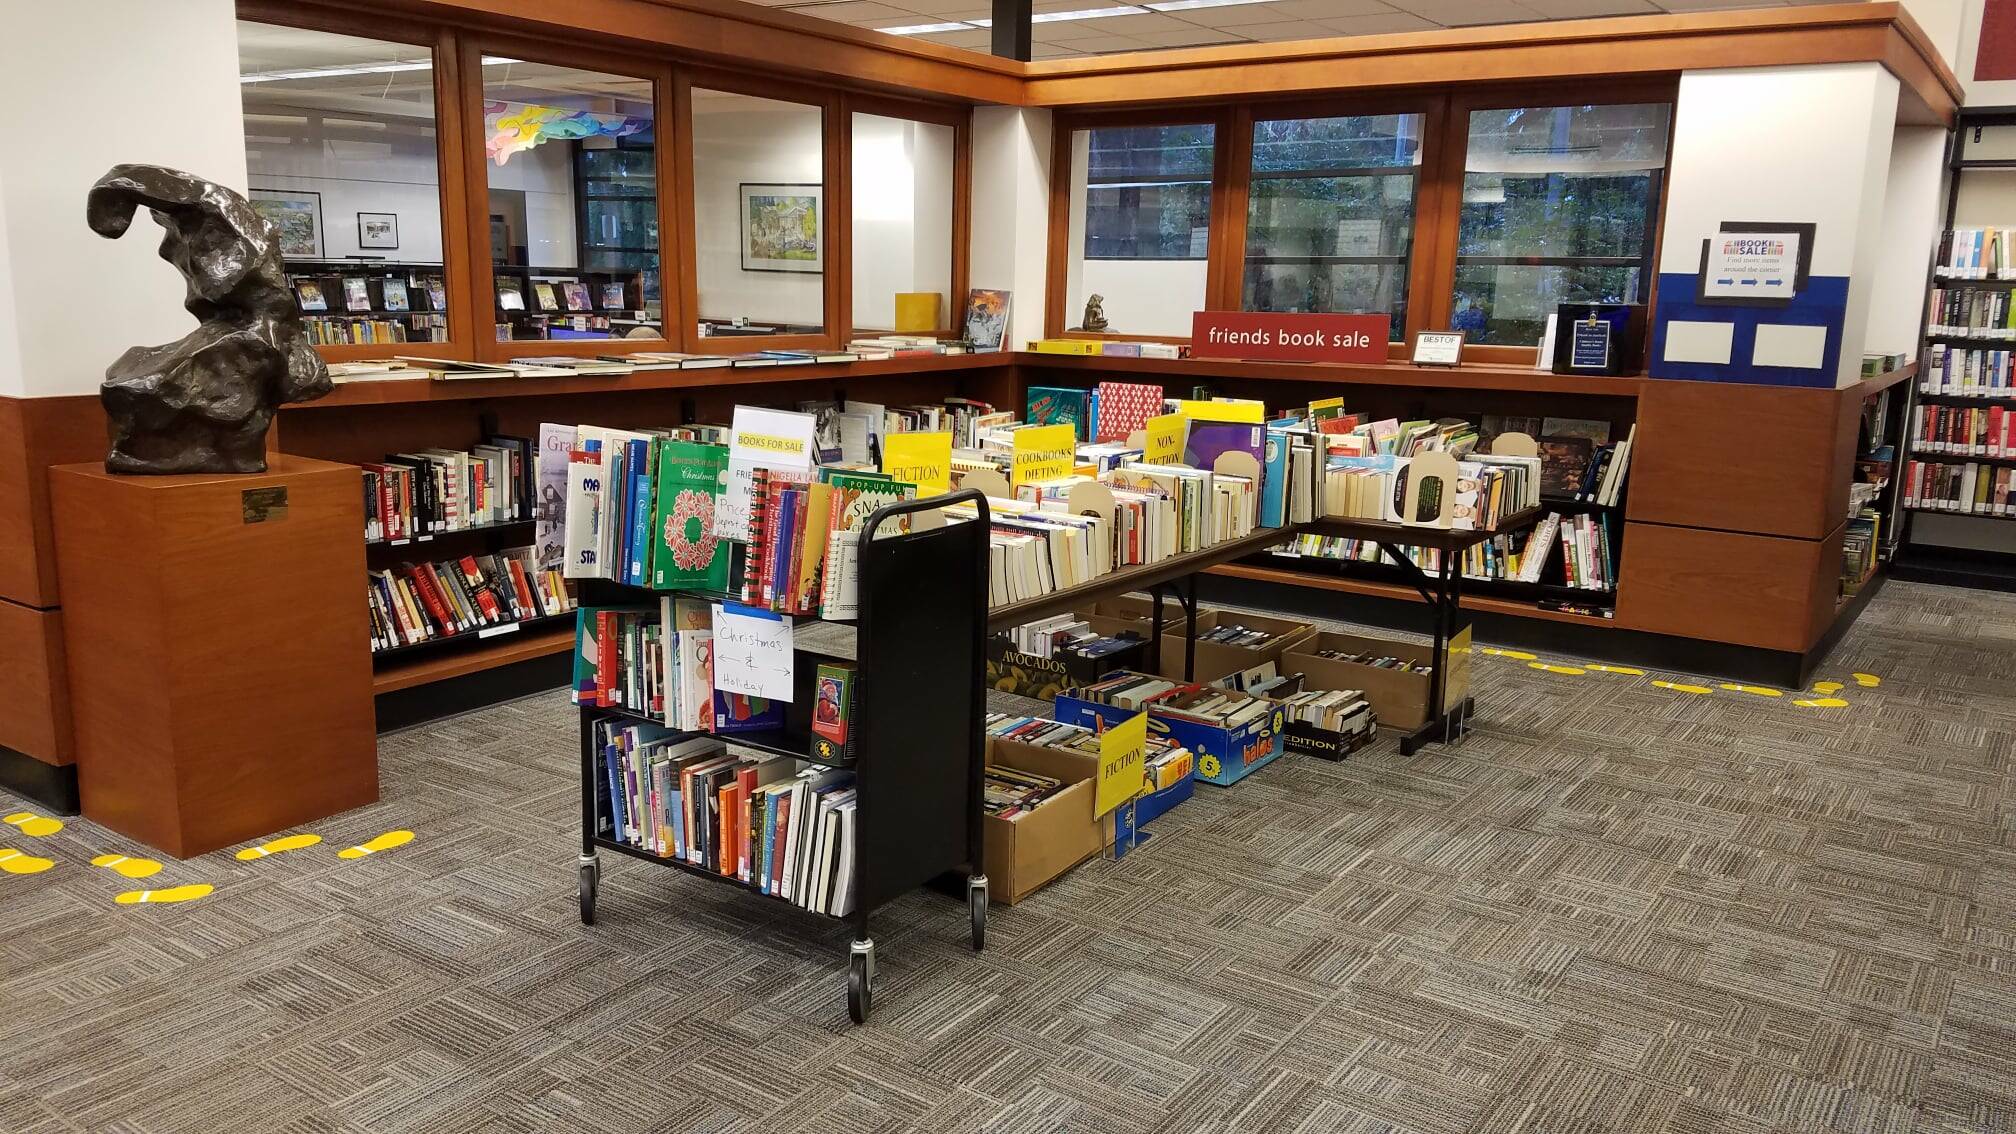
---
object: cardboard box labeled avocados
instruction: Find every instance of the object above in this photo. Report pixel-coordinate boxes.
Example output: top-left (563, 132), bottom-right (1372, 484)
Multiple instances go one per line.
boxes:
top-left (1282, 629), bottom-right (1467, 732)
top-left (986, 613), bottom-right (1151, 699)
top-left (983, 735), bottom-right (1114, 904)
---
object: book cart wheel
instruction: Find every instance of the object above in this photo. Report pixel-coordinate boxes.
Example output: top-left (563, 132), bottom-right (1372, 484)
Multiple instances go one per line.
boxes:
top-left (578, 856), bottom-right (598, 926)
top-left (968, 875), bottom-right (988, 951)
top-left (848, 940), bottom-right (875, 1024)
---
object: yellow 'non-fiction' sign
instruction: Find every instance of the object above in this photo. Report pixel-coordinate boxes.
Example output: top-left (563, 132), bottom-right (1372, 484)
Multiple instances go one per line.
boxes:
top-left (1095, 710), bottom-right (1148, 817)
top-left (882, 431), bottom-right (952, 495)
top-left (1143, 413), bottom-right (1187, 465)
top-left (1176, 399), bottom-right (1265, 424)
top-left (1011, 424), bottom-right (1075, 487)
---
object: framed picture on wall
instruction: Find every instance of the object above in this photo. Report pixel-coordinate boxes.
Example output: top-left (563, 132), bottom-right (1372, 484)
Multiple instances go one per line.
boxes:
top-left (358, 212), bottom-right (400, 251)
top-left (249, 189), bottom-right (323, 259)
top-left (739, 183), bottom-right (823, 273)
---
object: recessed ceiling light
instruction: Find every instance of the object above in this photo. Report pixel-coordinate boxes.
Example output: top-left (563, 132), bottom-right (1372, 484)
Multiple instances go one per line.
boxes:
top-left (1143, 0), bottom-right (1273, 10)
top-left (1032, 5), bottom-right (1149, 22)
top-left (240, 55), bottom-right (519, 84)
top-left (877, 20), bottom-right (978, 33)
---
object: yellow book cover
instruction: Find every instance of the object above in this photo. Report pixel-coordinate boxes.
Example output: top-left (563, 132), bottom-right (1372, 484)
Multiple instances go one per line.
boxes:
top-left (796, 481), bottom-right (833, 613)
top-left (893, 292), bottom-right (942, 333)
top-left (1030, 338), bottom-right (1103, 355)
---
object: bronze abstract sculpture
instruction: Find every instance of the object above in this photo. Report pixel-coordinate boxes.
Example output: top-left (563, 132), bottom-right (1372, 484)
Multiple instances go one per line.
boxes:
top-left (86, 164), bottom-right (330, 474)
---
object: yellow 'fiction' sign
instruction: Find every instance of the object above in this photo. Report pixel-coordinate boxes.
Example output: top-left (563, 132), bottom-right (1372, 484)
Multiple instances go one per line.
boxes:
top-left (1011, 424), bottom-right (1075, 487)
top-left (881, 431), bottom-right (951, 496)
top-left (1095, 710), bottom-right (1148, 817)
top-left (1142, 413), bottom-right (1186, 465)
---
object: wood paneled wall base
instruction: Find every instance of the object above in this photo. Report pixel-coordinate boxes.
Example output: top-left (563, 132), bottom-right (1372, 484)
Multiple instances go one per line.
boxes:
top-left (49, 457), bottom-right (378, 859)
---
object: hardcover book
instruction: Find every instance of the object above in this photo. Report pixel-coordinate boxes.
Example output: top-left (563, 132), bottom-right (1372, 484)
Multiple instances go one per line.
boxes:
top-left (1095, 381), bottom-right (1163, 443)
top-left (1027, 386), bottom-right (1092, 441)
top-left (651, 439), bottom-right (732, 591)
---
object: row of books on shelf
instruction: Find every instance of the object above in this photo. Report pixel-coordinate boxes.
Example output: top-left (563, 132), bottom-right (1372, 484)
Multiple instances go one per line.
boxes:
top-left (1025, 338), bottom-right (1184, 359)
top-left (1842, 509), bottom-right (1879, 596)
top-left (368, 546), bottom-right (574, 652)
top-left (1912, 403), bottom-right (2015, 458)
top-left (322, 339), bottom-right (983, 385)
top-left (363, 437), bottom-right (535, 542)
top-left (1928, 286), bottom-right (2016, 338)
top-left (1935, 228), bottom-right (2016, 279)
top-left (1903, 459), bottom-right (2016, 516)
top-left (294, 273), bottom-right (447, 316)
top-left (1921, 344), bottom-right (2016, 398)
top-left (1276, 509), bottom-right (1618, 593)
top-left (303, 314), bottom-right (448, 346)
top-left (496, 276), bottom-right (637, 316)
top-left (591, 722), bottom-right (859, 917)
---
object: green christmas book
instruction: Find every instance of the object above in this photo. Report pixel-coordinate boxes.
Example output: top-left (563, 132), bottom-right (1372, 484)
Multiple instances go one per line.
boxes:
top-left (651, 438), bottom-right (731, 591)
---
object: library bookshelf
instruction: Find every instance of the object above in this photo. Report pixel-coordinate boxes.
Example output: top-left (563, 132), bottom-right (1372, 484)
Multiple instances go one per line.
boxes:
top-left (573, 493), bottom-right (990, 1025)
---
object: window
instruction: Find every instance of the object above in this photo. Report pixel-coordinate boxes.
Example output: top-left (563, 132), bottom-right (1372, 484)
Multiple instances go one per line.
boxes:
top-left (850, 112), bottom-right (956, 334)
top-left (691, 88), bottom-right (826, 338)
top-left (482, 60), bottom-right (661, 342)
top-left (238, 21), bottom-right (452, 346)
top-left (1244, 112), bottom-right (1423, 342)
top-left (1452, 103), bottom-right (1670, 345)
top-left (1065, 124), bottom-right (1216, 337)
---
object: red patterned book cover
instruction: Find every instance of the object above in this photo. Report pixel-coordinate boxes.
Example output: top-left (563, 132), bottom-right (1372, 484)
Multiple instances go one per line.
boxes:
top-left (1094, 380), bottom-right (1164, 443)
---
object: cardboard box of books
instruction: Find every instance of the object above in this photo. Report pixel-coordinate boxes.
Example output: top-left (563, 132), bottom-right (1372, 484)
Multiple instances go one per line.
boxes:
top-left (984, 736), bottom-right (1112, 905)
top-left (1282, 630), bottom-right (1467, 732)
top-left (1158, 609), bottom-right (1316, 684)
top-left (1054, 672), bottom-right (1285, 787)
top-left (1275, 688), bottom-right (1377, 761)
top-left (1089, 594), bottom-right (1191, 634)
top-left (1111, 764), bottom-right (1195, 856)
top-left (986, 613), bottom-right (1151, 700)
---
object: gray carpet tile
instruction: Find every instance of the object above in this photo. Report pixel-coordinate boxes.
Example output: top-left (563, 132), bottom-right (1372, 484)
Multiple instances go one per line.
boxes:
top-left (3, 578), bottom-right (2016, 1133)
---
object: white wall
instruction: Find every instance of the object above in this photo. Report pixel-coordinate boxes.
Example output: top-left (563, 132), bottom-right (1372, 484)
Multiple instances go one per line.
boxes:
top-left (692, 94), bottom-right (824, 329)
top-left (492, 139), bottom-right (578, 268)
top-left (0, 0), bottom-right (249, 397)
top-left (245, 113), bottom-right (447, 262)
top-left (1867, 126), bottom-right (1948, 356)
top-left (851, 115), bottom-right (955, 331)
top-left (1062, 129), bottom-right (1208, 339)
top-left (969, 107), bottom-right (1051, 350)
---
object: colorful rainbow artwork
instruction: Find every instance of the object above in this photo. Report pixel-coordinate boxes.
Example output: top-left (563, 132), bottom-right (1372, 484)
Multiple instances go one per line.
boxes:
top-left (485, 101), bottom-right (651, 165)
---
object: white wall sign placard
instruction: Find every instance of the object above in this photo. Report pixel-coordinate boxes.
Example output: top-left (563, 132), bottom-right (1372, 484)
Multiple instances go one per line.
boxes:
top-left (718, 406), bottom-right (818, 541)
top-left (711, 602), bottom-right (795, 701)
top-left (1702, 230), bottom-right (1802, 300)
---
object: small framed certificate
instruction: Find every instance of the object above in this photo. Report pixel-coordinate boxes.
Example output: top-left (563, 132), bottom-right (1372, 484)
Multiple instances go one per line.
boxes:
top-left (1412, 330), bottom-right (1464, 367)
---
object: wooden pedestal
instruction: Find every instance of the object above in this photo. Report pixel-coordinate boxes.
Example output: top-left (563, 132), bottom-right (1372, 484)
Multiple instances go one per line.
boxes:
top-left (50, 456), bottom-right (377, 858)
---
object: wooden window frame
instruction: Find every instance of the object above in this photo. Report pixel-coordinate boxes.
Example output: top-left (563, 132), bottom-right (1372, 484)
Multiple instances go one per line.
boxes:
top-left (1227, 91), bottom-right (1448, 362)
top-left (1045, 106), bottom-right (1238, 342)
top-left (457, 36), bottom-right (680, 362)
top-left (842, 93), bottom-right (973, 344)
top-left (1425, 79), bottom-right (1681, 366)
top-left (680, 67), bottom-right (843, 354)
top-left (236, 2), bottom-right (477, 364)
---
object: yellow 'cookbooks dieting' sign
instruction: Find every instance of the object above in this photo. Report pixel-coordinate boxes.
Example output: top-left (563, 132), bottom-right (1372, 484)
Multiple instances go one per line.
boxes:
top-left (1011, 424), bottom-right (1075, 487)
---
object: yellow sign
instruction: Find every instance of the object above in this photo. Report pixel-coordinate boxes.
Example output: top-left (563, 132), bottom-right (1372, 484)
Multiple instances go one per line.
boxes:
top-left (1011, 424), bottom-right (1075, 487)
top-left (1094, 710), bottom-right (1148, 818)
top-left (881, 431), bottom-right (952, 495)
top-left (737, 431), bottom-right (807, 456)
top-left (1176, 399), bottom-right (1264, 424)
top-left (1142, 413), bottom-right (1187, 465)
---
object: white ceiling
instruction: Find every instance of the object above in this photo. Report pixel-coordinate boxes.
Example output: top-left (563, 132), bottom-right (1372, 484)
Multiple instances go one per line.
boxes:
top-left (760, 0), bottom-right (1848, 59)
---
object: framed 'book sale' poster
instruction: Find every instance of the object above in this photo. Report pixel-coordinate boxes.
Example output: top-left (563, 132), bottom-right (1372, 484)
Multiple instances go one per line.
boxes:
top-left (249, 188), bottom-right (323, 259)
top-left (740, 183), bottom-right (822, 273)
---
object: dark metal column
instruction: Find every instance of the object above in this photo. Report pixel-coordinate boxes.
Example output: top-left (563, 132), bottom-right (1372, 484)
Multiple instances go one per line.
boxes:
top-left (991, 0), bottom-right (1032, 61)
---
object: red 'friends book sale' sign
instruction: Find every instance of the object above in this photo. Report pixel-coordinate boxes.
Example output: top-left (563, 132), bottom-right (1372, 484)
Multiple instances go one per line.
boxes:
top-left (1190, 311), bottom-right (1389, 363)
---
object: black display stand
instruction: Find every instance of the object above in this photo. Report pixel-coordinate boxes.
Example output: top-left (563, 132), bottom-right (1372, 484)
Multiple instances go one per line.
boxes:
top-left (573, 491), bottom-right (989, 1024)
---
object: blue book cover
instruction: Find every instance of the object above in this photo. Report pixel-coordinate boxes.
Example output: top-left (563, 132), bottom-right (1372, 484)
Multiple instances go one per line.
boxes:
top-left (604, 741), bottom-right (627, 845)
top-left (626, 438), bottom-right (652, 585)
top-left (1260, 430), bottom-right (1289, 528)
top-left (713, 692), bottom-right (784, 734)
top-left (761, 790), bottom-right (778, 894)
top-left (669, 787), bottom-right (684, 858)
top-left (770, 488), bottom-right (801, 609)
top-left (1183, 421), bottom-right (1264, 472)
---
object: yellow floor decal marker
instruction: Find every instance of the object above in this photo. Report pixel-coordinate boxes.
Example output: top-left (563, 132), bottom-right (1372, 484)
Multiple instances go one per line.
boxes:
top-left (1811, 681), bottom-right (1844, 694)
top-left (1587, 664), bottom-right (1646, 676)
top-left (1853, 673), bottom-right (1881, 687)
top-left (1795, 697), bottom-right (1851, 708)
top-left (338, 830), bottom-right (414, 859)
top-left (3, 812), bottom-right (63, 837)
top-left (1653, 681), bottom-right (1714, 695)
top-left (1481, 648), bottom-right (1538, 660)
top-left (91, 854), bottom-right (162, 879)
top-left (235, 834), bottom-right (322, 861)
top-left (1718, 684), bottom-right (1784, 697)
top-left (114, 884), bottom-right (212, 905)
top-left (0, 848), bottom-right (54, 875)
top-left (1528, 662), bottom-right (1588, 675)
